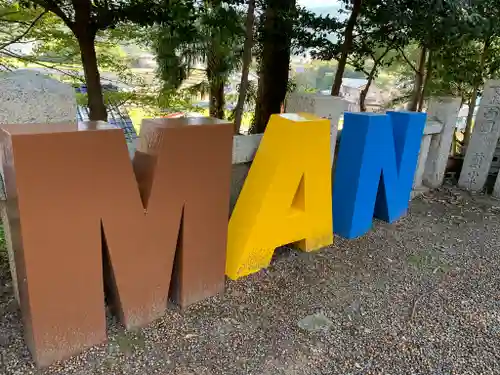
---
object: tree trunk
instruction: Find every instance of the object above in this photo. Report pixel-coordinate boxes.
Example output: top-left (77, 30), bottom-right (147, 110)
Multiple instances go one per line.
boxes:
top-left (206, 39), bottom-right (225, 120)
top-left (254, 0), bottom-right (295, 133)
top-left (209, 80), bottom-right (225, 119)
top-left (75, 31), bottom-right (107, 121)
top-left (463, 36), bottom-right (490, 152)
top-left (251, 71), bottom-right (264, 132)
top-left (417, 50), bottom-right (433, 112)
top-left (359, 52), bottom-right (389, 112)
top-left (359, 75), bottom-right (373, 112)
top-left (234, 0), bottom-right (256, 134)
top-left (359, 46), bottom-right (392, 112)
top-left (331, 0), bottom-right (363, 96)
top-left (407, 46), bottom-right (427, 111)
top-left (463, 89), bottom-right (478, 153)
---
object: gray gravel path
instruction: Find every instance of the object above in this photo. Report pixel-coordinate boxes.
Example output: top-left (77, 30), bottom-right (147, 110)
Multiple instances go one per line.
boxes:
top-left (0, 185), bottom-right (499, 374)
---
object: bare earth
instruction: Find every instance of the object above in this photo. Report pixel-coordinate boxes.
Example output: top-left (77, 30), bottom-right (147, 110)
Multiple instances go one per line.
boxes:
top-left (0, 185), bottom-right (499, 374)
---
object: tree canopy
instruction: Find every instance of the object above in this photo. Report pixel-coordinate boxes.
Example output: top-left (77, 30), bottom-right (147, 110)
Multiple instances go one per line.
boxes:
top-left (17, 0), bottom-right (194, 120)
top-left (1, 0), bottom-right (500, 147)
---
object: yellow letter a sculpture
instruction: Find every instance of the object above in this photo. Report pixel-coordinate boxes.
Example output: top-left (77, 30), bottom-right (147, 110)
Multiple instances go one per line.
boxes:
top-left (226, 113), bottom-right (333, 280)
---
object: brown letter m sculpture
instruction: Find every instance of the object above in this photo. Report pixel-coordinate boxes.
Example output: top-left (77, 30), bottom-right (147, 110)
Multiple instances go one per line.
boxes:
top-left (0, 119), bottom-right (233, 367)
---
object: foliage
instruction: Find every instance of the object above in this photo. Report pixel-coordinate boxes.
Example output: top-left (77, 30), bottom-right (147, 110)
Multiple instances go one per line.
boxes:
top-left (0, 2), bottom-right (154, 102)
top-left (291, 5), bottom-right (342, 56)
top-left (155, 2), bottom-right (243, 91)
top-left (20, 0), bottom-right (190, 33)
top-left (291, 60), bottom-right (365, 93)
top-left (3, 0), bottom-right (500, 133)
top-left (392, 0), bottom-right (471, 50)
top-left (290, 0), bottom-right (408, 95)
top-left (15, 0), bottom-right (196, 120)
top-left (154, 0), bottom-right (245, 118)
top-left (425, 41), bottom-right (483, 101)
top-left (344, 6), bottom-right (407, 108)
top-left (0, 2), bottom-right (55, 69)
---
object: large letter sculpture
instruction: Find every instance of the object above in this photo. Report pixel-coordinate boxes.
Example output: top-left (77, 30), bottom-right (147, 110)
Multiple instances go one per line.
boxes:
top-left (226, 113), bottom-right (333, 280)
top-left (333, 111), bottom-right (426, 239)
top-left (0, 118), bottom-right (233, 367)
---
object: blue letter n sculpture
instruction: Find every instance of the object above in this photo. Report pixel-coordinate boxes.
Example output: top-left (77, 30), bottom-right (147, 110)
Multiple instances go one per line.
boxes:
top-left (333, 111), bottom-right (426, 239)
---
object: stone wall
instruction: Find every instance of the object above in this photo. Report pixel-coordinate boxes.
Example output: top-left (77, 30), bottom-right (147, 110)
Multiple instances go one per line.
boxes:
top-left (0, 70), bottom-right (77, 125)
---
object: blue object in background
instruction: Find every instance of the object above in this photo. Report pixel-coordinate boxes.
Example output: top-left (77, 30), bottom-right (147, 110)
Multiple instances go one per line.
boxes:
top-left (332, 111), bottom-right (426, 239)
top-left (75, 85), bottom-right (138, 159)
top-left (76, 85), bottom-right (87, 94)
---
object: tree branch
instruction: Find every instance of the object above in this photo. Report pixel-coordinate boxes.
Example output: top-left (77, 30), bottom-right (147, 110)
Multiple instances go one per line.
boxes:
top-left (0, 62), bottom-right (13, 71)
top-left (1, 49), bottom-right (139, 90)
top-left (0, 11), bottom-right (22, 18)
top-left (398, 47), bottom-right (418, 74)
top-left (0, 19), bottom-right (31, 26)
top-left (0, 49), bottom-right (85, 82)
top-left (2, 39), bottom-right (39, 44)
top-left (0, 11), bottom-right (48, 51)
top-left (371, 45), bottom-right (391, 65)
top-left (30, 0), bottom-right (74, 30)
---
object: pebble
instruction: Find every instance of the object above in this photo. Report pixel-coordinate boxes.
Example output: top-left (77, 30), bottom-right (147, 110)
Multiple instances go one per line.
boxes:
top-left (297, 313), bottom-right (333, 332)
top-left (0, 186), bottom-right (498, 374)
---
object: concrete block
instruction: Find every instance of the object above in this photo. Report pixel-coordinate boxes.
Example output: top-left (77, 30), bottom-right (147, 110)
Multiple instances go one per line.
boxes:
top-left (459, 80), bottom-right (500, 192)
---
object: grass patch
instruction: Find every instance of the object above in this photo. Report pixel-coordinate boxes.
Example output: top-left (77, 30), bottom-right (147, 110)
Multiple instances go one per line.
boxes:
top-left (112, 330), bottom-right (146, 356)
top-left (407, 249), bottom-right (451, 274)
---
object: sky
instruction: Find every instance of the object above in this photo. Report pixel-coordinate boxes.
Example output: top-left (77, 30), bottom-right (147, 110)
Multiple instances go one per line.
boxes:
top-left (298, 0), bottom-right (340, 8)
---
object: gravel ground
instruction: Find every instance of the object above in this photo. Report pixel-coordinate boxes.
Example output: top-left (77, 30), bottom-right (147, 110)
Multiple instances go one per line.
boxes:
top-left (0, 185), bottom-right (500, 374)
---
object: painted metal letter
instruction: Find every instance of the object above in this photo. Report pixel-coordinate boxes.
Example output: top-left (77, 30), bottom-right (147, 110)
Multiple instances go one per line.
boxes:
top-left (1, 118), bottom-right (233, 367)
top-left (226, 113), bottom-right (333, 280)
top-left (333, 111), bottom-right (426, 239)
